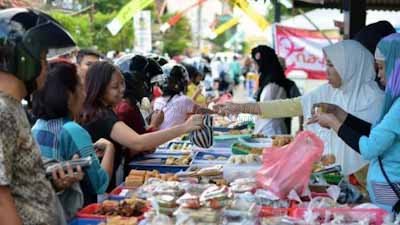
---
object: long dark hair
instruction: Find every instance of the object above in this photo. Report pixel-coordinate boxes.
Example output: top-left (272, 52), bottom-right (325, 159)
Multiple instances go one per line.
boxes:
top-left (79, 61), bottom-right (119, 124)
top-left (251, 45), bottom-right (294, 101)
top-left (32, 60), bottom-right (79, 120)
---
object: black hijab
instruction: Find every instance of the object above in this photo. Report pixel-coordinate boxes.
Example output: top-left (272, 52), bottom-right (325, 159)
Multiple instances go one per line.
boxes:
top-left (353, 20), bottom-right (396, 55)
top-left (251, 45), bottom-right (296, 101)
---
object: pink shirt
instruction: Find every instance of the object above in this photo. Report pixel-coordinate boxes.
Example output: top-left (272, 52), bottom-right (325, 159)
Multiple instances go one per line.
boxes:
top-left (153, 94), bottom-right (195, 130)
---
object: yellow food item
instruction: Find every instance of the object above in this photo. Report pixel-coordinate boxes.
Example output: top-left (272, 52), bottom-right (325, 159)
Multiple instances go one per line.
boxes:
top-left (125, 170), bottom-right (177, 187)
top-left (272, 135), bottom-right (293, 147)
top-left (321, 154), bottom-right (336, 166)
top-left (165, 155), bottom-right (192, 166)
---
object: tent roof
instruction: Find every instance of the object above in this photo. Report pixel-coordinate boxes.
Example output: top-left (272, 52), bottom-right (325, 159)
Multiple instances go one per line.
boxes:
top-left (293, 0), bottom-right (400, 10)
top-left (280, 8), bottom-right (400, 30)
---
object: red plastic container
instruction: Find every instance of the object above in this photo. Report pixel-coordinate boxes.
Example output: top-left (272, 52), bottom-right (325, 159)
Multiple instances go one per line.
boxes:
top-left (290, 207), bottom-right (388, 225)
top-left (107, 184), bottom-right (137, 201)
top-left (109, 185), bottom-right (124, 195)
top-left (76, 203), bottom-right (146, 221)
top-left (259, 207), bottom-right (290, 217)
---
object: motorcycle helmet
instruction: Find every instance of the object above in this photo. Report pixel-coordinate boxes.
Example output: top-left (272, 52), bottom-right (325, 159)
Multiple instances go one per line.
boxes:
top-left (159, 63), bottom-right (189, 96)
top-left (0, 8), bottom-right (75, 94)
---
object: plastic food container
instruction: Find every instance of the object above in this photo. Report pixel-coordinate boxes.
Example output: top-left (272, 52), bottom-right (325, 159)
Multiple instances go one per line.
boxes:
top-left (128, 153), bottom-right (194, 173)
top-left (238, 136), bottom-right (272, 148)
top-left (231, 142), bottom-right (264, 155)
top-left (106, 184), bottom-right (137, 201)
top-left (223, 163), bottom-right (261, 183)
top-left (258, 207), bottom-right (290, 218)
top-left (290, 206), bottom-right (388, 225)
top-left (192, 151), bottom-right (230, 165)
top-left (76, 204), bottom-right (146, 221)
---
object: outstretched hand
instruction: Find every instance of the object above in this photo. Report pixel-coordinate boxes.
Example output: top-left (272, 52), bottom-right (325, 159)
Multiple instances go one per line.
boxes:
top-left (311, 103), bottom-right (348, 123)
top-left (212, 102), bottom-right (241, 116)
top-left (307, 113), bottom-right (342, 132)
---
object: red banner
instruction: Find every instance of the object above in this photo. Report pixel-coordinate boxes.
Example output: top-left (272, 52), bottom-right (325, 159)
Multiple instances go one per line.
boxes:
top-left (274, 25), bottom-right (340, 79)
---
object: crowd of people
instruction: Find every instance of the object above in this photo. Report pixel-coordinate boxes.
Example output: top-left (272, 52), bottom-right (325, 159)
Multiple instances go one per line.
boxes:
top-left (1, 7), bottom-right (400, 225)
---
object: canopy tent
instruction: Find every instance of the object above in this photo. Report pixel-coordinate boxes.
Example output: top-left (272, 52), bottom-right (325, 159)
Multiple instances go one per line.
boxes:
top-left (281, 8), bottom-right (400, 31)
top-left (293, 0), bottom-right (400, 11)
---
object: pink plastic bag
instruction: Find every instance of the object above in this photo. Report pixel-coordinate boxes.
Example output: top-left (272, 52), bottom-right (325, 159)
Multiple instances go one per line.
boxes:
top-left (256, 131), bottom-right (324, 199)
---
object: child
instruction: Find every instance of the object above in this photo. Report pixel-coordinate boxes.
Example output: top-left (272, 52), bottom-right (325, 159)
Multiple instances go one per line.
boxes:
top-left (154, 63), bottom-right (214, 130)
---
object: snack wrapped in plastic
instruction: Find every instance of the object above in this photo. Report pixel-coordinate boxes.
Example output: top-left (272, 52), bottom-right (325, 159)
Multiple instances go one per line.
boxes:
top-left (254, 189), bottom-right (290, 208)
top-left (200, 186), bottom-right (232, 209)
top-left (176, 193), bottom-right (201, 209)
top-left (174, 206), bottom-right (222, 224)
top-left (230, 178), bottom-right (257, 193)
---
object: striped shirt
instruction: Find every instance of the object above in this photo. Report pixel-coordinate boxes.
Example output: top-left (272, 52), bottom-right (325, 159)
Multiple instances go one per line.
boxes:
top-left (32, 118), bottom-right (109, 194)
top-left (372, 182), bottom-right (400, 206)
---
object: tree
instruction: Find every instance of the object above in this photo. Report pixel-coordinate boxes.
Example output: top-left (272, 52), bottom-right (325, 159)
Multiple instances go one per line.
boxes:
top-left (50, 10), bottom-right (134, 53)
top-left (92, 0), bottom-right (131, 14)
top-left (51, 11), bottom-right (91, 48)
top-left (161, 13), bottom-right (192, 57)
top-left (92, 11), bottom-right (134, 52)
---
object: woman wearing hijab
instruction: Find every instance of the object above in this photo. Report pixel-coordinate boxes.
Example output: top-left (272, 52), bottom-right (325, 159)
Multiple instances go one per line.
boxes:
top-left (214, 40), bottom-right (385, 176)
top-left (354, 20), bottom-right (396, 89)
top-left (251, 45), bottom-right (300, 135)
top-left (354, 20), bottom-right (396, 55)
top-left (309, 33), bottom-right (400, 212)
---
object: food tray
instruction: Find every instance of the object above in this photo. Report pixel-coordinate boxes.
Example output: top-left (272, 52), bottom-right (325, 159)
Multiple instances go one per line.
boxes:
top-left (290, 207), bottom-right (388, 225)
top-left (213, 122), bottom-right (249, 132)
top-left (238, 136), bottom-right (272, 148)
top-left (167, 141), bottom-right (194, 151)
top-left (76, 204), bottom-right (146, 220)
top-left (231, 142), bottom-right (264, 155)
top-left (68, 218), bottom-right (104, 225)
top-left (128, 154), bottom-right (194, 173)
top-left (214, 134), bottom-right (251, 141)
top-left (140, 152), bottom-right (187, 158)
top-left (192, 151), bottom-right (230, 165)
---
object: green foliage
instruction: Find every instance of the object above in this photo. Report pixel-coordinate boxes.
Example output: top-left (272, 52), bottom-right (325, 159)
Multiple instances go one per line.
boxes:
top-left (51, 11), bottom-right (92, 47)
top-left (50, 10), bottom-right (134, 53)
top-left (93, 0), bottom-right (131, 14)
top-left (161, 13), bottom-right (192, 57)
top-left (92, 11), bottom-right (134, 52)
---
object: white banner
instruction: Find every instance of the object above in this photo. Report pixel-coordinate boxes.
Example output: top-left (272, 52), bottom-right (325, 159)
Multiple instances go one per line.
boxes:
top-left (274, 25), bottom-right (340, 79)
top-left (134, 10), bottom-right (152, 53)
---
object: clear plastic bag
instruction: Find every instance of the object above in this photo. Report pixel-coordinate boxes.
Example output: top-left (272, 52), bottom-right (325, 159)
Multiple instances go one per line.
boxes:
top-left (256, 131), bottom-right (324, 199)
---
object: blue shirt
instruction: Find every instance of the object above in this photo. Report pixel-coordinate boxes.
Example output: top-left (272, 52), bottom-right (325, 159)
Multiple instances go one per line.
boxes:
top-left (359, 98), bottom-right (400, 211)
top-left (32, 118), bottom-right (109, 194)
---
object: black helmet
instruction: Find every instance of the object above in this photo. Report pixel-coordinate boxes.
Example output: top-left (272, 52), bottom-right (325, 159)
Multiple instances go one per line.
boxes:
top-left (113, 53), bottom-right (139, 74)
top-left (115, 54), bottom-right (159, 102)
top-left (146, 53), bottom-right (169, 67)
top-left (0, 8), bottom-right (75, 93)
top-left (159, 63), bottom-right (189, 96)
top-left (182, 63), bottom-right (203, 85)
top-left (145, 57), bottom-right (163, 82)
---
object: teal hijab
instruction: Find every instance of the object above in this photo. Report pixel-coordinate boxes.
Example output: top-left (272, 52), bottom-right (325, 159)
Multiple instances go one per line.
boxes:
top-left (376, 33), bottom-right (400, 117)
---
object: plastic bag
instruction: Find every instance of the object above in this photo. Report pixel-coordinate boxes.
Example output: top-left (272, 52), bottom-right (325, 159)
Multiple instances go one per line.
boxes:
top-left (256, 131), bottom-right (324, 199)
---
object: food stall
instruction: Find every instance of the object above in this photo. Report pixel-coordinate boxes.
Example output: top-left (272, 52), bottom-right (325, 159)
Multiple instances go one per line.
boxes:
top-left (69, 115), bottom-right (391, 225)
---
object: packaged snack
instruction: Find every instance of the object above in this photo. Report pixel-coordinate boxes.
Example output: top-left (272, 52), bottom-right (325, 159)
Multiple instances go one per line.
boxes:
top-left (230, 178), bottom-right (257, 193)
top-left (200, 186), bottom-right (232, 209)
top-left (176, 193), bottom-right (201, 209)
top-left (174, 206), bottom-right (222, 223)
top-left (196, 165), bottom-right (223, 177)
